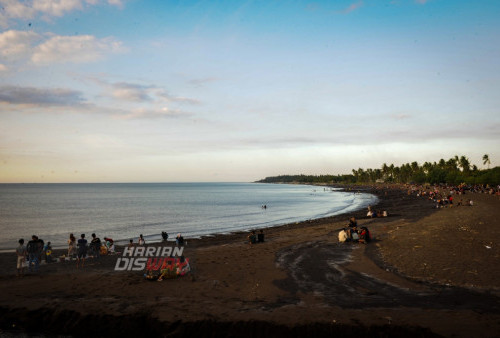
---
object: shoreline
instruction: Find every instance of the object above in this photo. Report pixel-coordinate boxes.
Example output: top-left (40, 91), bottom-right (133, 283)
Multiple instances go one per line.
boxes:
top-left (1, 184), bottom-right (498, 337)
top-left (0, 183), bottom-right (376, 252)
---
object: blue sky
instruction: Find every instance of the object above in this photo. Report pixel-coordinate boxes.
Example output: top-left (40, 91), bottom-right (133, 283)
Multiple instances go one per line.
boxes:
top-left (1, 0), bottom-right (499, 183)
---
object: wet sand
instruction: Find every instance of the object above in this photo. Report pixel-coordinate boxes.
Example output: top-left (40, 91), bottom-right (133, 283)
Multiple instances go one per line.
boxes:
top-left (0, 185), bottom-right (498, 337)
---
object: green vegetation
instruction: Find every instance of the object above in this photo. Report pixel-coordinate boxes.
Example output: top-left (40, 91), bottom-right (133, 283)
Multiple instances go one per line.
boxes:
top-left (257, 155), bottom-right (500, 185)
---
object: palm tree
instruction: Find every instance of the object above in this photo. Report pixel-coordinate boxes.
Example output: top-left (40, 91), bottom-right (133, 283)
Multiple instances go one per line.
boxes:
top-left (483, 154), bottom-right (491, 169)
top-left (459, 156), bottom-right (470, 173)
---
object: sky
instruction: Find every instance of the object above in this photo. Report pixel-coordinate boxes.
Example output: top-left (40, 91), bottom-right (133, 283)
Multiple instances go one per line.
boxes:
top-left (0, 0), bottom-right (499, 183)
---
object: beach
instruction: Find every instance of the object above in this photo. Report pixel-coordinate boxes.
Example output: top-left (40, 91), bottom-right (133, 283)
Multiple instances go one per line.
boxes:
top-left (0, 185), bottom-right (498, 337)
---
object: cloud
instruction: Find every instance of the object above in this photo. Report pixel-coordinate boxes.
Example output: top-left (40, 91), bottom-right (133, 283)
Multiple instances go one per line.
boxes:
top-left (115, 107), bottom-right (194, 120)
top-left (33, 0), bottom-right (83, 17)
top-left (156, 90), bottom-right (201, 104)
top-left (0, 30), bottom-right (41, 59)
top-left (31, 35), bottom-right (125, 64)
top-left (111, 82), bottom-right (154, 102)
top-left (188, 77), bottom-right (218, 87)
top-left (0, 85), bottom-right (86, 107)
top-left (339, 1), bottom-right (363, 14)
top-left (0, 0), bottom-right (124, 27)
top-left (0, 30), bottom-right (125, 68)
top-left (91, 78), bottom-right (200, 104)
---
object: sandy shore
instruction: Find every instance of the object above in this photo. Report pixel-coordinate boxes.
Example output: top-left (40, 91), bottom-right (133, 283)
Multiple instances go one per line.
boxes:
top-left (0, 185), bottom-right (498, 337)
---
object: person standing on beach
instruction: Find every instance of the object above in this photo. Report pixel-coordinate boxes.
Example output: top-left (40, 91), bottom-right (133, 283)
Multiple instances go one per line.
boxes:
top-left (76, 234), bottom-right (88, 268)
top-left (26, 235), bottom-right (40, 273)
top-left (90, 233), bottom-right (101, 259)
top-left (138, 234), bottom-right (145, 246)
top-left (16, 239), bottom-right (27, 277)
top-left (68, 233), bottom-right (76, 259)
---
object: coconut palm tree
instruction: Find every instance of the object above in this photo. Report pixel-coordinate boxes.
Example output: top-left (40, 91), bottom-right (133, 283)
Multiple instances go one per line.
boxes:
top-left (459, 156), bottom-right (470, 173)
top-left (483, 154), bottom-right (491, 169)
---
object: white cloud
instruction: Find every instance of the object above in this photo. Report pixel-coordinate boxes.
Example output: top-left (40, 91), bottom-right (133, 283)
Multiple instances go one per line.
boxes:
top-left (111, 83), bottom-right (153, 102)
top-left (31, 35), bottom-right (125, 65)
top-left (0, 30), bottom-right (124, 67)
top-left (0, 0), bottom-right (36, 26)
top-left (115, 107), bottom-right (193, 120)
top-left (0, 30), bottom-right (41, 58)
top-left (33, 0), bottom-right (83, 17)
top-left (0, 0), bottom-right (124, 27)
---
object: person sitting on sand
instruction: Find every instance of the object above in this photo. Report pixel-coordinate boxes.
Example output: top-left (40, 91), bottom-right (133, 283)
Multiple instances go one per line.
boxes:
top-left (338, 228), bottom-right (348, 243)
top-left (257, 230), bottom-right (265, 243)
top-left (76, 234), bottom-right (88, 268)
top-left (248, 231), bottom-right (257, 245)
top-left (347, 218), bottom-right (358, 239)
top-left (351, 229), bottom-right (359, 242)
top-left (359, 227), bottom-right (371, 244)
top-left (107, 241), bottom-right (115, 254)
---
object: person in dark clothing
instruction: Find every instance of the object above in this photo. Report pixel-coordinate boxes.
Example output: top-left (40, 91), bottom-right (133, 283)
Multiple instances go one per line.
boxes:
top-left (77, 234), bottom-right (88, 268)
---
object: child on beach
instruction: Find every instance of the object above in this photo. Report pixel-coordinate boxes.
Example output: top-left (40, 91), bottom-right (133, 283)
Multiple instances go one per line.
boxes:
top-left (16, 239), bottom-right (27, 277)
top-left (43, 241), bottom-right (53, 263)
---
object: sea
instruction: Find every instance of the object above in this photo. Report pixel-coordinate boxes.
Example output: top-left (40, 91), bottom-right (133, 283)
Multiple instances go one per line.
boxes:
top-left (0, 182), bottom-right (377, 250)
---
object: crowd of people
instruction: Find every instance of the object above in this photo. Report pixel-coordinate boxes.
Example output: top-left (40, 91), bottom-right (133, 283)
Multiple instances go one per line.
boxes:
top-left (14, 230), bottom-right (186, 275)
top-left (405, 183), bottom-right (500, 209)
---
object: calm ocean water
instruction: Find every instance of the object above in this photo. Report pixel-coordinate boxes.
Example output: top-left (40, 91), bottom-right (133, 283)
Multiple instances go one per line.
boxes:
top-left (0, 182), bottom-right (377, 250)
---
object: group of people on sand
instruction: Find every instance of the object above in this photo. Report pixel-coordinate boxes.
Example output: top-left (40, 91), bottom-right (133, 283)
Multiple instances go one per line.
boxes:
top-left (16, 235), bottom-right (58, 276)
top-left (338, 217), bottom-right (371, 244)
top-left (16, 230), bottom-right (187, 274)
top-left (407, 183), bottom-right (479, 209)
top-left (248, 230), bottom-right (265, 244)
top-left (67, 233), bottom-right (111, 268)
top-left (366, 206), bottom-right (387, 218)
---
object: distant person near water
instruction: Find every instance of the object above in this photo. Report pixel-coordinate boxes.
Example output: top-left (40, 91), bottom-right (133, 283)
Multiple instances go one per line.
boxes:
top-left (138, 234), bottom-right (145, 245)
top-left (76, 234), bottom-right (88, 268)
top-left (68, 233), bottom-right (76, 259)
top-left (90, 233), bottom-right (102, 258)
top-left (161, 231), bottom-right (169, 242)
top-left (26, 235), bottom-right (43, 273)
top-left (176, 233), bottom-right (184, 246)
top-left (16, 239), bottom-right (27, 277)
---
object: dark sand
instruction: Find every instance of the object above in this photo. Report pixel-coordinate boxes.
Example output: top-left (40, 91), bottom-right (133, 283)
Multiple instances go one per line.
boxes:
top-left (0, 185), bottom-right (498, 337)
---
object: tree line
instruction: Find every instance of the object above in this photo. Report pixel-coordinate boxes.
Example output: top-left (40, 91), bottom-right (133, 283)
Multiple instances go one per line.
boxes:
top-left (257, 155), bottom-right (499, 185)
